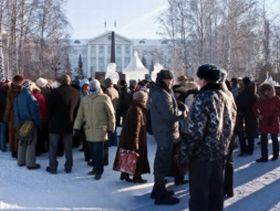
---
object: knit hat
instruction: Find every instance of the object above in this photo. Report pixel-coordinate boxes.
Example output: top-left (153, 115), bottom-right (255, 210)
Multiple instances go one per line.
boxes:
top-left (36, 77), bottom-right (48, 88)
top-left (157, 69), bottom-right (174, 80)
top-left (80, 79), bottom-right (90, 88)
top-left (196, 64), bottom-right (220, 82)
top-left (12, 75), bottom-right (24, 85)
top-left (90, 79), bottom-right (101, 93)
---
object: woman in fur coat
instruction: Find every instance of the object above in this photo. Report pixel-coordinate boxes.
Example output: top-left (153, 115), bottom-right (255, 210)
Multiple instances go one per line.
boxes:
top-left (113, 90), bottom-right (150, 183)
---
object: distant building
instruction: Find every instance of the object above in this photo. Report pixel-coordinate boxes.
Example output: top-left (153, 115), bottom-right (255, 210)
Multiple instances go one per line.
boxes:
top-left (69, 31), bottom-right (171, 78)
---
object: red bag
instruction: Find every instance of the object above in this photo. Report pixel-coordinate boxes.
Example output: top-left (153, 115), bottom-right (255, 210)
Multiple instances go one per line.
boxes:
top-left (115, 148), bottom-right (139, 175)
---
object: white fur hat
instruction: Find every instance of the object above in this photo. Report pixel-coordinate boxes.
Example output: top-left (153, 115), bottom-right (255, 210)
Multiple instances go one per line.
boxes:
top-left (36, 77), bottom-right (48, 88)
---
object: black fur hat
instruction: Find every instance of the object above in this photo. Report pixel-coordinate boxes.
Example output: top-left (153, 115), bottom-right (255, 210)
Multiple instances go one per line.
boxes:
top-left (157, 69), bottom-right (174, 80)
top-left (196, 64), bottom-right (220, 82)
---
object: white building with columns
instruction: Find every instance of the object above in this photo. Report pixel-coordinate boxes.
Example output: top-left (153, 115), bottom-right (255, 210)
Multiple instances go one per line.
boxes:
top-left (69, 31), bottom-right (170, 78)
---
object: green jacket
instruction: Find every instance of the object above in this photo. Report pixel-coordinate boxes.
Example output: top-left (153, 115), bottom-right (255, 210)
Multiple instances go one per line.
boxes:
top-left (74, 92), bottom-right (116, 142)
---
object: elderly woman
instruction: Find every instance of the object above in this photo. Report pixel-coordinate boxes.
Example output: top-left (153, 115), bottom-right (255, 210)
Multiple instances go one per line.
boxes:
top-left (113, 90), bottom-right (150, 183)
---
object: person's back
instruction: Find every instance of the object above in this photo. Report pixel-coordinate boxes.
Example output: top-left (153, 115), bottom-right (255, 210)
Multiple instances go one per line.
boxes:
top-left (46, 74), bottom-right (80, 175)
top-left (182, 64), bottom-right (236, 211)
top-left (48, 82), bottom-right (80, 134)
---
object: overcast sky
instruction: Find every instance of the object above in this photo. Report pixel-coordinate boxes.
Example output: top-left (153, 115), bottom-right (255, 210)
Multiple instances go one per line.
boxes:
top-left (66, 0), bottom-right (280, 39)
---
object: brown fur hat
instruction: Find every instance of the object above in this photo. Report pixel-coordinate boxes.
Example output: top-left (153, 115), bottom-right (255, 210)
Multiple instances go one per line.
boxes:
top-left (259, 83), bottom-right (276, 99)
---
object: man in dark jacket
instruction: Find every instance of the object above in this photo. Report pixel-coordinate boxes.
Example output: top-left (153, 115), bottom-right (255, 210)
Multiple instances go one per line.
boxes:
top-left (46, 74), bottom-right (80, 174)
top-left (149, 69), bottom-right (185, 205)
top-left (236, 77), bottom-right (258, 156)
top-left (182, 64), bottom-right (236, 211)
top-left (14, 80), bottom-right (41, 170)
top-left (0, 80), bottom-right (10, 152)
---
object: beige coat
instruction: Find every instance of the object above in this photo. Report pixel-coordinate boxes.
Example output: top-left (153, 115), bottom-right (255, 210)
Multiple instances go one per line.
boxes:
top-left (74, 93), bottom-right (116, 142)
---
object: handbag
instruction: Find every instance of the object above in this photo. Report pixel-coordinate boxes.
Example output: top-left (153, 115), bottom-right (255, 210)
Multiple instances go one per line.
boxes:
top-left (17, 120), bottom-right (35, 141)
top-left (115, 148), bottom-right (139, 175)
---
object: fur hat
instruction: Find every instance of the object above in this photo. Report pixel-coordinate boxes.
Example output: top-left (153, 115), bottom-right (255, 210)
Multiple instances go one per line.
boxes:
top-left (104, 78), bottom-right (113, 88)
top-left (133, 90), bottom-right (148, 103)
top-left (36, 77), bottom-right (48, 88)
top-left (259, 83), bottom-right (275, 99)
top-left (12, 75), bottom-right (24, 85)
top-left (196, 64), bottom-right (220, 82)
top-left (157, 69), bottom-right (174, 80)
top-left (90, 79), bottom-right (101, 93)
top-left (242, 77), bottom-right (251, 87)
top-left (56, 73), bottom-right (71, 85)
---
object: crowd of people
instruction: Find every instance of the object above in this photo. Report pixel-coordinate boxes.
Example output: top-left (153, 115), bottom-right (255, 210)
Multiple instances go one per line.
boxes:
top-left (0, 64), bottom-right (280, 210)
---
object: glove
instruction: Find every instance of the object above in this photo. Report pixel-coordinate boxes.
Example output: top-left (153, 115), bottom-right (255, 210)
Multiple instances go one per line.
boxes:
top-left (73, 129), bottom-right (80, 137)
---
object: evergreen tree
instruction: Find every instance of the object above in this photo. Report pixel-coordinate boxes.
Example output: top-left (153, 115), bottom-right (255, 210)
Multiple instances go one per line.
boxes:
top-left (78, 54), bottom-right (84, 78)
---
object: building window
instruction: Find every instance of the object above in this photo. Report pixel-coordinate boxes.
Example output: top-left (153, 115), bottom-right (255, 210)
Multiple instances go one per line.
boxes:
top-left (91, 57), bottom-right (96, 66)
top-left (108, 46), bottom-right (111, 54)
top-left (99, 45), bottom-right (105, 55)
top-left (125, 46), bottom-right (130, 55)
top-left (99, 57), bottom-right (105, 70)
top-left (91, 45), bottom-right (96, 56)
top-left (124, 57), bottom-right (130, 66)
top-left (117, 45), bottom-right (122, 55)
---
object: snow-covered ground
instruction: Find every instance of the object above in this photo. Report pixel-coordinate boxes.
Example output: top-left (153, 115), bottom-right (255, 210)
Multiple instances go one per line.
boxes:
top-left (0, 133), bottom-right (280, 211)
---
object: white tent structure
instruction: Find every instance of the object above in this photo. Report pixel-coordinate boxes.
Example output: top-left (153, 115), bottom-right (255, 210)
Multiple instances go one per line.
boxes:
top-left (151, 63), bottom-right (164, 82)
top-left (105, 63), bottom-right (119, 84)
top-left (122, 51), bottom-right (149, 82)
top-left (263, 72), bottom-right (280, 86)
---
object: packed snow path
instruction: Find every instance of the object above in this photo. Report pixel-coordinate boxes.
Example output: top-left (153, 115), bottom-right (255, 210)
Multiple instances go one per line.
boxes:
top-left (0, 134), bottom-right (280, 211)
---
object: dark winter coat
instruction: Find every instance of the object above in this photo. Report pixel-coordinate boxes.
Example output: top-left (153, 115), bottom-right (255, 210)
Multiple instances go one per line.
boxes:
top-left (118, 87), bottom-right (132, 114)
top-left (181, 83), bottom-right (236, 162)
top-left (48, 84), bottom-right (80, 134)
top-left (253, 84), bottom-right (280, 134)
top-left (4, 83), bottom-right (22, 152)
top-left (0, 83), bottom-right (9, 121)
top-left (113, 102), bottom-right (150, 175)
top-left (14, 88), bottom-right (41, 128)
top-left (236, 83), bottom-right (258, 135)
top-left (149, 84), bottom-right (183, 148)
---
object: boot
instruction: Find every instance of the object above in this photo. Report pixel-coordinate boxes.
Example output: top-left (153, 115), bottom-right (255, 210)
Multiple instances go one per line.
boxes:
top-left (133, 175), bottom-right (147, 184)
top-left (120, 173), bottom-right (132, 182)
top-left (151, 181), bottom-right (179, 205)
top-left (151, 182), bottom-right (174, 199)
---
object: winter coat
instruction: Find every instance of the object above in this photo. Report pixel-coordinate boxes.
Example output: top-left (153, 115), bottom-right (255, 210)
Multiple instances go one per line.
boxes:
top-left (14, 88), bottom-right (41, 128)
top-left (182, 83), bottom-right (236, 162)
top-left (0, 84), bottom-right (9, 121)
top-left (104, 86), bottom-right (119, 112)
top-left (33, 89), bottom-right (47, 122)
top-left (149, 84), bottom-right (183, 147)
top-left (48, 84), bottom-right (80, 134)
top-left (74, 92), bottom-right (116, 142)
top-left (253, 84), bottom-right (280, 134)
top-left (236, 83), bottom-right (258, 135)
top-left (113, 102), bottom-right (150, 175)
top-left (4, 83), bottom-right (22, 152)
top-left (118, 87), bottom-right (132, 114)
